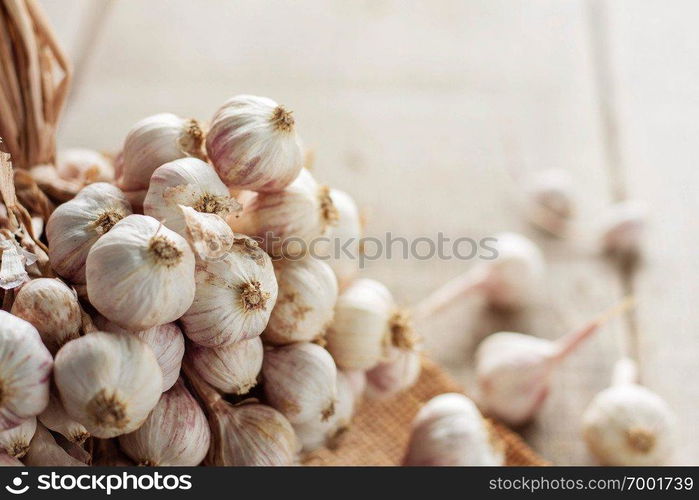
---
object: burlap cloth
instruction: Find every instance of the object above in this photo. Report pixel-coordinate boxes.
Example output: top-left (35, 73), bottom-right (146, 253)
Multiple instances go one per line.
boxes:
top-left (304, 358), bottom-right (548, 466)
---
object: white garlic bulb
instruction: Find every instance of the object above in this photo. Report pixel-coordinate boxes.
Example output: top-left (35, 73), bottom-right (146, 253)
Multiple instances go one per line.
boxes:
top-left (11, 278), bottom-right (81, 353)
top-left (475, 299), bottom-right (631, 426)
top-left (54, 331), bottom-right (163, 438)
top-left (93, 316), bottom-right (185, 393)
top-left (206, 95), bottom-right (303, 192)
top-left (46, 182), bottom-right (132, 284)
top-left (56, 148), bottom-right (114, 185)
top-left (117, 113), bottom-right (205, 193)
top-left (404, 393), bottom-right (504, 466)
top-left (326, 279), bottom-right (416, 370)
top-left (143, 157), bottom-right (241, 236)
top-left (185, 336), bottom-right (263, 395)
top-left (263, 255), bottom-right (338, 345)
top-left (325, 188), bottom-right (361, 288)
top-left (181, 234), bottom-right (277, 347)
top-left (263, 342), bottom-right (338, 424)
top-left (39, 391), bottom-right (89, 444)
top-left (582, 358), bottom-right (675, 465)
top-left (0, 417), bottom-right (36, 458)
top-left (293, 370), bottom-right (357, 453)
top-left (229, 169), bottom-right (338, 257)
top-left (343, 369), bottom-right (367, 402)
top-left (523, 169), bottom-right (574, 236)
top-left (86, 214), bottom-right (196, 330)
top-left (179, 206), bottom-right (236, 261)
top-left (0, 311), bottom-right (52, 431)
top-left (119, 379), bottom-right (210, 466)
top-left (365, 346), bottom-right (421, 399)
top-left (22, 423), bottom-right (87, 467)
top-left (599, 201), bottom-right (647, 258)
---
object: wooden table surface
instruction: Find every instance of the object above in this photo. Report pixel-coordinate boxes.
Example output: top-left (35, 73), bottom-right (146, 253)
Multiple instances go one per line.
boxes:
top-left (39, 0), bottom-right (698, 465)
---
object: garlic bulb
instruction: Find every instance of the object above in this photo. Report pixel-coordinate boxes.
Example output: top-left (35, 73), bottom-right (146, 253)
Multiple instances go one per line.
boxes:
top-left (263, 255), bottom-right (338, 345)
top-left (365, 346), bottom-right (421, 399)
top-left (263, 342), bottom-right (337, 424)
top-left (119, 379), bottom-right (210, 466)
top-left (0, 417), bottom-right (36, 458)
top-left (54, 434), bottom-right (92, 465)
top-left (326, 279), bottom-right (416, 370)
top-left (0, 453), bottom-right (23, 466)
top-left (404, 393), bottom-right (504, 466)
top-left (325, 188), bottom-right (361, 288)
top-left (181, 234), bottom-right (277, 347)
top-left (229, 169), bottom-right (338, 257)
top-left (206, 95), bottom-right (303, 192)
top-left (39, 391), bottom-right (89, 444)
top-left (523, 169), bottom-right (574, 236)
top-left (117, 113), bottom-right (205, 193)
top-left (0, 311), bottom-right (52, 431)
top-left (94, 316), bottom-right (185, 392)
top-left (56, 148), bottom-right (114, 185)
top-left (475, 298), bottom-right (632, 426)
top-left (599, 201), bottom-right (647, 258)
top-left (180, 206), bottom-right (236, 261)
top-left (54, 331), bottom-right (163, 438)
top-left (343, 369), bottom-right (367, 402)
top-left (22, 423), bottom-right (86, 467)
top-left (582, 358), bottom-right (675, 465)
top-left (86, 214), bottom-right (195, 330)
top-left (143, 157), bottom-right (241, 236)
top-left (185, 337), bottom-right (263, 395)
top-left (11, 278), bottom-right (81, 353)
top-left (46, 182), bottom-right (132, 284)
top-left (293, 370), bottom-right (356, 453)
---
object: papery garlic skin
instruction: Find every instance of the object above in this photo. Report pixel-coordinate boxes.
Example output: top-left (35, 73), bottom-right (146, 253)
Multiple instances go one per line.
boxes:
top-left (229, 169), bottom-right (338, 257)
top-left (56, 148), bottom-right (114, 185)
top-left (11, 278), bottom-right (81, 353)
top-left (0, 417), bottom-right (36, 458)
top-left (404, 393), bottom-right (504, 466)
top-left (524, 169), bottom-right (574, 236)
top-left (263, 342), bottom-right (338, 424)
top-left (54, 331), bottom-right (163, 438)
top-left (144, 158), bottom-right (240, 236)
top-left (94, 317), bottom-right (185, 393)
top-left (86, 214), bottom-right (195, 330)
top-left (117, 113), bottom-right (205, 193)
top-left (181, 235), bottom-right (277, 347)
top-left (46, 182), bottom-right (132, 284)
top-left (325, 189), bottom-right (361, 288)
top-left (365, 346), bottom-right (421, 400)
top-left (22, 424), bottom-right (86, 467)
top-left (0, 453), bottom-right (23, 466)
top-left (39, 391), bottom-right (90, 444)
top-left (263, 256), bottom-right (338, 345)
top-left (326, 279), bottom-right (414, 370)
top-left (206, 95), bottom-right (303, 192)
top-left (0, 311), bottom-right (52, 431)
top-left (599, 201), bottom-right (647, 257)
top-left (186, 337), bottom-right (263, 395)
top-left (119, 379), bottom-right (210, 466)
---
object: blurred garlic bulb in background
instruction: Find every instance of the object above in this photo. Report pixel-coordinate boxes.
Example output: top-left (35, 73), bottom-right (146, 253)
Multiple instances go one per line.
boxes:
top-left (206, 95), bottom-right (303, 192)
top-left (0, 417), bottom-right (36, 458)
top-left (56, 148), bottom-right (114, 185)
top-left (326, 279), bottom-right (416, 370)
top-left (117, 113), bottom-right (205, 195)
top-left (94, 316), bottom-right (185, 392)
top-left (343, 369), bottom-right (367, 402)
top-left (263, 255), bottom-right (338, 345)
top-left (22, 424), bottom-right (86, 467)
top-left (144, 157), bottom-right (241, 236)
top-left (229, 169), bottom-right (338, 257)
top-left (86, 214), bottom-right (195, 330)
top-left (11, 278), bottom-right (81, 353)
top-left (181, 234), bottom-right (277, 347)
top-left (0, 311), bottom-right (52, 431)
top-left (119, 379), bottom-right (210, 466)
top-left (325, 188), bottom-right (361, 288)
top-left (582, 358), bottom-right (675, 465)
top-left (475, 298), bottom-right (632, 426)
top-left (404, 393), bottom-right (504, 466)
top-left (54, 331), bottom-right (163, 438)
top-left (598, 201), bottom-right (647, 259)
top-left (185, 337), bottom-right (263, 395)
top-left (39, 391), bottom-right (89, 444)
top-left (263, 342), bottom-right (338, 424)
top-left (365, 346), bottom-right (421, 399)
top-left (46, 182), bottom-right (132, 284)
top-left (523, 169), bottom-right (574, 236)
